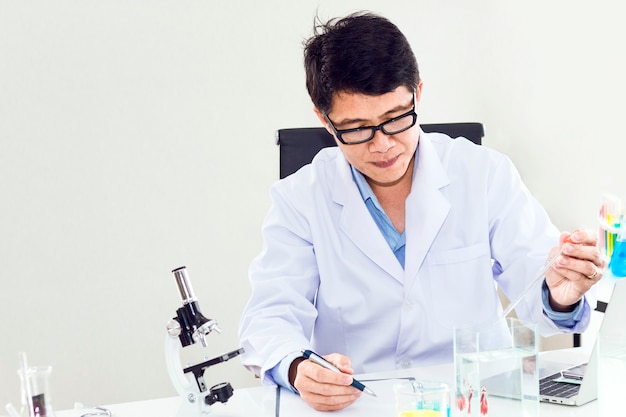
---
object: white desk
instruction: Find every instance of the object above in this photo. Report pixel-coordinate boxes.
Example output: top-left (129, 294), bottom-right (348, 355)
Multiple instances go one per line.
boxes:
top-left (56, 349), bottom-right (598, 417)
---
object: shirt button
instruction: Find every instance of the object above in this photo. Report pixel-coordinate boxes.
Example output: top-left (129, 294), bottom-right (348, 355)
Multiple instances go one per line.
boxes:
top-left (400, 359), bottom-right (412, 368)
top-left (403, 300), bottom-right (413, 311)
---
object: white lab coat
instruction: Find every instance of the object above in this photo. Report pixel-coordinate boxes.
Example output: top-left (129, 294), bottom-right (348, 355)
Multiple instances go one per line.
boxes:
top-left (239, 131), bottom-right (590, 384)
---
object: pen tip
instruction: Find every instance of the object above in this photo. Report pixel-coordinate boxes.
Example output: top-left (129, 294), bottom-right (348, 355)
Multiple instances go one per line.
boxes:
top-left (365, 388), bottom-right (377, 397)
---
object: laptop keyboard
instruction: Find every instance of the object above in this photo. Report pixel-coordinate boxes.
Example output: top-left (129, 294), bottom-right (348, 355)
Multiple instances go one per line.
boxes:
top-left (539, 373), bottom-right (581, 398)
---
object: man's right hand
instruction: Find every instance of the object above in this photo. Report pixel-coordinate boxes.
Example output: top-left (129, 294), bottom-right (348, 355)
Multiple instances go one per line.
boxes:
top-left (289, 352), bottom-right (362, 411)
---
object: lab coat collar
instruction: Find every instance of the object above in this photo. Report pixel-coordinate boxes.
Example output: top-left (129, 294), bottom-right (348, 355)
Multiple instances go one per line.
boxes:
top-left (331, 132), bottom-right (451, 284)
top-left (404, 133), bottom-right (451, 288)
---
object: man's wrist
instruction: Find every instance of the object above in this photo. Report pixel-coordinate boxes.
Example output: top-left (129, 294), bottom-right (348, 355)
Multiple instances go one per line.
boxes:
top-left (288, 356), bottom-right (306, 389)
top-left (548, 293), bottom-right (578, 313)
top-left (541, 280), bottom-right (586, 329)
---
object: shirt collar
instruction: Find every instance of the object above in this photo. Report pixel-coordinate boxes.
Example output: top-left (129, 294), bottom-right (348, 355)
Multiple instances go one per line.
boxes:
top-left (350, 148), bottom-right (419, 204)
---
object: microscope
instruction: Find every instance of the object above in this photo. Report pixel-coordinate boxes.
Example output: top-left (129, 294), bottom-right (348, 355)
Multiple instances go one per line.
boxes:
top-left (165, 266), bottom-right (244, 416)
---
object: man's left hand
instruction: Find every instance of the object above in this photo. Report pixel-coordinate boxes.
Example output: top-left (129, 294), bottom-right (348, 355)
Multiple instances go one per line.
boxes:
top-left (545, 230), bottom-right (606, 311)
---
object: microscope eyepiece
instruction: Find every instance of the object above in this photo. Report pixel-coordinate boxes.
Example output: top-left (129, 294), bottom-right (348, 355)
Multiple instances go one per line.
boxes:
top-left (172, 266), bottom-right (197, 304)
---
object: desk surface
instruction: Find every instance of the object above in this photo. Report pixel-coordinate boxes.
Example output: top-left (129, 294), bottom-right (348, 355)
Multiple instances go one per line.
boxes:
top-left (56, 349), bottom-right (598, 417)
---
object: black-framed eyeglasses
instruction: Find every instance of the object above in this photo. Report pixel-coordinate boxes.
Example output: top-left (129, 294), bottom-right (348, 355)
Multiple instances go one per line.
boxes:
top-left (324, 95), bottom-right (417, 145)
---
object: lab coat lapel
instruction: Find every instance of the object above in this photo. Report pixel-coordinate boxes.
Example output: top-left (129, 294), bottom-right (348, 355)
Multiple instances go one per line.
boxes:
top-left (331, 154), bottom-right (405, 282)
top-left (404, 136), bottom-right (451, 287)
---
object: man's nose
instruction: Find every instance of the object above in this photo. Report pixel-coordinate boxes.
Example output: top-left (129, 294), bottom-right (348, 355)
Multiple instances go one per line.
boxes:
top-left (368, 130), bottom-right (393, 152)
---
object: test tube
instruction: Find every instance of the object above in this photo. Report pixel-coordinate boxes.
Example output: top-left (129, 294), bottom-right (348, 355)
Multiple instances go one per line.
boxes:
top-left (598, 194), bottom-right (623, 259)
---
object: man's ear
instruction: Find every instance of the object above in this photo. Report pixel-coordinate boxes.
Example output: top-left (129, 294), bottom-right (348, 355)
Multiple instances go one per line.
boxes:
top-left (314, 107), bottom-right (341, 146)
top-left (415, 80), bottom-right (424, 104)
top-left (313, 107), bottom-right (334, 135)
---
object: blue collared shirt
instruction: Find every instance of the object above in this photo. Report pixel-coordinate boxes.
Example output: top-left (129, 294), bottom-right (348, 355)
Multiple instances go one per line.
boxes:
top-left (351, 166), bottom-right (407, 267)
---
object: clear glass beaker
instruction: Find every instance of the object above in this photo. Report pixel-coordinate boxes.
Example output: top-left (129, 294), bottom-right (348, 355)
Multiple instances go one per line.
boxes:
top-left (394, 380), bottom-right (450, 417)
top-left (453, 318), bottom-right (539, 417)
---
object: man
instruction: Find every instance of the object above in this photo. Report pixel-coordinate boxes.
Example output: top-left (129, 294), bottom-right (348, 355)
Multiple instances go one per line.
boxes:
top-left (238, 12), bottom-right (604, 411)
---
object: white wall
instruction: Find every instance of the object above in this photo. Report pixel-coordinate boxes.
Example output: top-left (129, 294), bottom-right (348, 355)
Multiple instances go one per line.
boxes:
top-left (1, 0), bottom-right (624, 411)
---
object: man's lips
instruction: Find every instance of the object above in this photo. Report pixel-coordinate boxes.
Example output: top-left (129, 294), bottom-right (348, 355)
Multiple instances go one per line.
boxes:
top-left (372, 154), bottom-right (399, 168)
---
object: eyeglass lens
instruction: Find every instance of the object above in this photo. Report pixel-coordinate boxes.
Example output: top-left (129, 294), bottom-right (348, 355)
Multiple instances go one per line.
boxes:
top-left (340, 113), bottom-right (416, 143)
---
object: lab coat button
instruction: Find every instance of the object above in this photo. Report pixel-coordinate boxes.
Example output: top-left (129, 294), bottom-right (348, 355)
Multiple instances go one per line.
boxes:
top-left (403, 300), bottom-right (413, 311)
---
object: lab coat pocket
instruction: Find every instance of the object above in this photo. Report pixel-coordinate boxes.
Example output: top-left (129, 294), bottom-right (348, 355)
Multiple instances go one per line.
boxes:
top-left (423, 242), bottom-right (495, 328)
top-left (426, 242), bottom-right (490, 266)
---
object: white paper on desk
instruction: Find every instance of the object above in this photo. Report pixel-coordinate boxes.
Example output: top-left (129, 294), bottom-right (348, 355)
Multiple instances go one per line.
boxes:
top-left (277, 377), bottom-right (414, 416)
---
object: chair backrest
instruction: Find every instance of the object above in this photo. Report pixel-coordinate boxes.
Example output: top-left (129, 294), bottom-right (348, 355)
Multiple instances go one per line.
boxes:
top-left (276, 123), bottom-right (484, 179)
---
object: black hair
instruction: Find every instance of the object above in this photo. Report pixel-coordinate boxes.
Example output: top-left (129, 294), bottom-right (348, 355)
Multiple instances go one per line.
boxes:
top-left (303, 12), bottom-right (420, 114)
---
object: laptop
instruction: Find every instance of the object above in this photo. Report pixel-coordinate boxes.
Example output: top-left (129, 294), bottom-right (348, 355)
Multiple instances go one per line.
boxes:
top-left (538, 278), bottom-right (626, 406)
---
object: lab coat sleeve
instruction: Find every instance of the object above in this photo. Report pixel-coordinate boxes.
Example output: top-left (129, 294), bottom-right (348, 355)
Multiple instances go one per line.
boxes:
top-left (238, 178), bottom-right (319, 385)
top-left (485, 152), bottom-right (591, 335)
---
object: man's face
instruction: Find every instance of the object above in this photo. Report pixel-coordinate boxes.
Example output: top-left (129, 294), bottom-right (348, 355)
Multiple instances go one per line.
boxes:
top-left (315, 84), bottom-right (422, 189)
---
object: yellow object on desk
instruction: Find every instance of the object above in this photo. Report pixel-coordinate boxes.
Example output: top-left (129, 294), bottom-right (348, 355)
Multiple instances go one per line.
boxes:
top-left (399, 410), bottom-right (442, 417)
top-left (394, 380), bottom-right (449, 417)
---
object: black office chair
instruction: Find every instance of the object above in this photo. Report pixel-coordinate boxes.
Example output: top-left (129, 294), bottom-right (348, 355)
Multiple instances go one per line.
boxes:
top-left (276, 123), bottom-right (484, 179)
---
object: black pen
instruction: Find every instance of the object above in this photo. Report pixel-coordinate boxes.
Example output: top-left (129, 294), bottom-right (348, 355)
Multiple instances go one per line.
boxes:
top-left (301, 349), bottom-right (377, 397)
